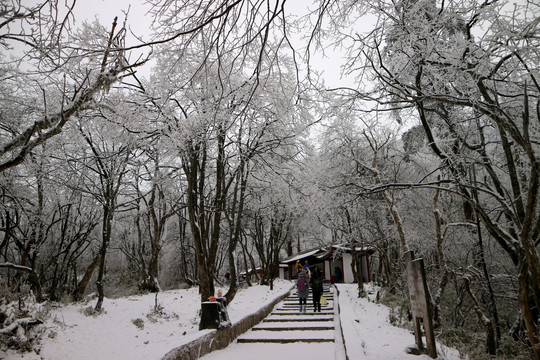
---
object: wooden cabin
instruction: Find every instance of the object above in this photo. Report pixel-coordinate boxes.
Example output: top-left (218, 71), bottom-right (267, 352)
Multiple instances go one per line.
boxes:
top-left (279, 245), bottom-right (375, 283)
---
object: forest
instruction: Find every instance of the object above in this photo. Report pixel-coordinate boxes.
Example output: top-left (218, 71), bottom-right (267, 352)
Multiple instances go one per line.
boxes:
top-left (1, 0), bottom-right (539, 359)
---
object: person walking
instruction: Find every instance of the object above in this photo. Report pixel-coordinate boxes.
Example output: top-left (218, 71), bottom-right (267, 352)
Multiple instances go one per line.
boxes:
top-left (297, 268), bottom-right (309, 313)
top-left (311, 265), bottom-right (324, 312)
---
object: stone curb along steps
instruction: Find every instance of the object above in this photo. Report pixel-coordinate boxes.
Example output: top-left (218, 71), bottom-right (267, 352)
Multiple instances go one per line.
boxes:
top-left (162, 285), bottom-right (294, 360)
top-left (162, 282), bottom-right (347, 360)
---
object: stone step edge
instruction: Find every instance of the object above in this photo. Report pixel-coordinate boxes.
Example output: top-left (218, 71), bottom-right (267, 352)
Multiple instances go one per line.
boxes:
top-left (270, 312), bottom-right (334, 315)
top-left (252, 326), bottom-right (334, 331)
top-left (278, 304), bottom-right (333, 310)
top-left (264, 318), bottom-right (333, 322)
top-left (280, 305), bottom-right (334, 308)
top-left (237, 338), bottom-right (334, 344)
top-left (274, 310), bottom-right (334, 313)
top-left (285, 298), bottom-right (333, 301)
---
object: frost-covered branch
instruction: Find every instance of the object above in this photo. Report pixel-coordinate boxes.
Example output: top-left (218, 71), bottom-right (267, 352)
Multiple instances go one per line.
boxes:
top-left (0, 15), bottom-right (147, 173)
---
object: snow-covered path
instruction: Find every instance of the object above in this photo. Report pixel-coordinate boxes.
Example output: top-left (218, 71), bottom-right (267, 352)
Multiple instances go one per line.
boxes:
top-left (200, 284), bottom-right (464, 360)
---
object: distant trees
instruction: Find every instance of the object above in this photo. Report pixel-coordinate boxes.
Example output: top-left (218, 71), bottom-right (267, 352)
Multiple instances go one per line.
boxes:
top-left (1, 3), bottom-right (146, 308)
top-left (245, 154), bottom-right (303, 287)
top-left (77, 116), bottom-right (134, 311)
top-left (137, 0), bottom-right (308, 302)
top-left (313, 114), bottom-right (412, 294)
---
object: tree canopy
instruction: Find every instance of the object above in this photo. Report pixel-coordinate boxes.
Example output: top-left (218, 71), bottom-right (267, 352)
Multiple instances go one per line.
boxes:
top-left (1, 0), bottom-right (539, 358)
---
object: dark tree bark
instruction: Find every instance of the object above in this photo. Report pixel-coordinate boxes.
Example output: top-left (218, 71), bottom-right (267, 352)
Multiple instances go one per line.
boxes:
top-left (351, 252), bottom-right (365, 297)
top-left (224, 157), bottom-right (248, 304)
top-left (517, 260), bottom-right (540, 359)
top-left (139, 162), bottom-right (176, 293)
top-left (0, 263), bottom-right (44, 302)
top-left (182, 124), bottom-right (226, 302)
top-left (95, 200), bottom-right (115, 311)
top-left (79, 126), bottom-right (130, 312)
top-left (464, 277), bottom-right (497, 356)
top-left (73, 253), bottom-right (100, 301)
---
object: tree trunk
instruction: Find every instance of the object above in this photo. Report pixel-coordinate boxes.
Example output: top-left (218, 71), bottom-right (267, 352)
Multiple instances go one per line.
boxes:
top-left (365, 150), bottom-right (409, 254)
top-left (225, 160), bottom-right (249, 304)
top-left (145, 184), bottom-right (171, 293)
top-left (464, 277), bottom-right (497, 355)
top-left (183, 143), bottom-right (218, 302)
top-left (239, 232), bottom-right (253, 286)
top-left (469, 165), bottom-right (502, 342)
top-left (226, 250), bottom-right (238, 301)
top-left (73, 253), bottom-right (100, 301)
top-left (432, 187), bottom-right (449, 327)
top-left (352, 253), bottom-right (365, 297)
top-left (517, 260), bottom-right (540, 359)
top-left (95, 203), bottom-right (112, 312)
top-left (135, 198), bottom-right (148, 289)
top-left (474, 219), bottom-right (501, 343)
top-left (177, 212), bottom-right (191, 283)
top-left (49, 210), bottom-right (71, 302)
top-left (0, 210), bottom-right (16, 263)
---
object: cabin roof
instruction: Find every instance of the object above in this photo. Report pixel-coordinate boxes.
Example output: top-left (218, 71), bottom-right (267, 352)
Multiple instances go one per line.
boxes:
top-left (280, 248), bottom-right (324, 263)
top-left (280, 244), bottom-right (375, 264)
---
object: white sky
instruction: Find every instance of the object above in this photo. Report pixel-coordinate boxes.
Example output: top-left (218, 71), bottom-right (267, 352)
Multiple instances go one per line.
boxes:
top-left (71, 0), bottom-right (362, 87)
top-left (73, 0), bottom-right (153, 41)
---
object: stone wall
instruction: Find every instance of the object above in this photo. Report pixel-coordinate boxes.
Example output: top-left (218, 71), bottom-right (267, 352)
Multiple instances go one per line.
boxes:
top-left (162, 287), bottom-right (293, 360)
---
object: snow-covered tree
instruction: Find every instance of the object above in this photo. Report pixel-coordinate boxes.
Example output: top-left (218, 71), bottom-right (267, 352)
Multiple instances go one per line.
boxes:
top-left (310, 0), bottom-right (540, 355)
top-left (0, 1), bottom-right (147, 172)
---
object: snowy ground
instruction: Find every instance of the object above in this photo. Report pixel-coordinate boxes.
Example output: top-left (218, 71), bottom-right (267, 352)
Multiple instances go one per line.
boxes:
top-left (336, 283), bottom-right (465, 360)
top-left (2, 281), bottom-right (466, 360)
top-left (2, 281), bottom-right (293, 360)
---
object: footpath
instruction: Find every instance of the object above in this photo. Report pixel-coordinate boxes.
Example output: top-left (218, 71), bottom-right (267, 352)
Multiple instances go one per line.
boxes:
top-left (196, 283), bottom-right (464, 360)
top-left (199, 282), bottom-right (345, 360)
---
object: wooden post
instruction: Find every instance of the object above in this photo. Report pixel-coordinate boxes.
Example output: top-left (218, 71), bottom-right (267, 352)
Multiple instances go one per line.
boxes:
top-left (404, 250), bottom-right (437, 358)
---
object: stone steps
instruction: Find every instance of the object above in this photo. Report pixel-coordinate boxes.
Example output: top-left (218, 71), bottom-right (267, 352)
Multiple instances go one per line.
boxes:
top-left (235, 283), bottom-right (336, 346)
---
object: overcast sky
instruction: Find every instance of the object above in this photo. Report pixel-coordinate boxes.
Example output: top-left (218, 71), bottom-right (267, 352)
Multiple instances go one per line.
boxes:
top-left (71, 0), bottom-right (358, 87)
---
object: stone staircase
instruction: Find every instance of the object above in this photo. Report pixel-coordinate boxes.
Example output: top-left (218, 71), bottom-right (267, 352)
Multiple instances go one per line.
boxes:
top-left (236, 283), bottom-right (335, 344)
top-left (197, 283), bottom-right (342, 359)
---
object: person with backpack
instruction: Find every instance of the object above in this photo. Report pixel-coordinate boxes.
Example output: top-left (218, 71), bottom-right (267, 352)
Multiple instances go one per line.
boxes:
top-left (297, 268), bottom-right (309, 313)
top-left (310, 265), bottom-right (324, 312)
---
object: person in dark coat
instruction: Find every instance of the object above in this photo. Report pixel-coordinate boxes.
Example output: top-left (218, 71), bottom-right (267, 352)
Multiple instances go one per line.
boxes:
top-left (311, 265), bottom-right (324, 312)
top-left (334, 266), bottom-right (342, 283)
